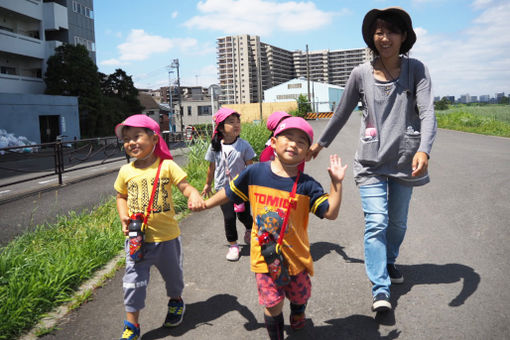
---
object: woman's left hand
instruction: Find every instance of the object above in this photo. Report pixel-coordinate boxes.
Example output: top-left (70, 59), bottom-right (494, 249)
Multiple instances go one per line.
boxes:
top-left (412, 152), bottom-right (429, 177)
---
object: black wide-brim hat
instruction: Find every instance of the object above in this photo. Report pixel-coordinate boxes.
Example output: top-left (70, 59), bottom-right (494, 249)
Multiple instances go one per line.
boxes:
top-left (362, 7), bottom-right (417, 54)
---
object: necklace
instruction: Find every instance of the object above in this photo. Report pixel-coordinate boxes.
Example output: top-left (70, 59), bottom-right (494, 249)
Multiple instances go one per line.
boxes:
top-left (378, 58), bottom-right (399, 96)
top-left (379, 58), bottom-right (399, 81)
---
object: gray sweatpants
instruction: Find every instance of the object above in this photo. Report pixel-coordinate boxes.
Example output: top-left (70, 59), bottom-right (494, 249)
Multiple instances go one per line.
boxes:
top-left (123, 237), bottom-right (184, 312)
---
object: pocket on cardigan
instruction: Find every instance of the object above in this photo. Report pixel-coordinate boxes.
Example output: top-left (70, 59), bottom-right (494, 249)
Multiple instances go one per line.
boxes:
top-left (356, 137), bottom-right (379, 165)
top-left (396, 133), bottom-right (421, 169)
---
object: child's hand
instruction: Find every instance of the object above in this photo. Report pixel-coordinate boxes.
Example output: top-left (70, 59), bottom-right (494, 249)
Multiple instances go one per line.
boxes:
top-left (201, 184), bottom-right (212, 198)
top-left (327, 154), bottom-right (347, 184)
top-left (120, 215), bottom-right (131, 236)
top-left (188, 191), bottom-right (206, 211)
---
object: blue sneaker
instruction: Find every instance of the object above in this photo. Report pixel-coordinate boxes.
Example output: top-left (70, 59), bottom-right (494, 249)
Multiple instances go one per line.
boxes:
top-left (387, 263), bottom-right (404, 284)
top-left (372, 293), bottom-right (391, 312)
top-left (164, 298), bottom-right (185, 327)
top-left (120, 320), bottom-right (140, 340)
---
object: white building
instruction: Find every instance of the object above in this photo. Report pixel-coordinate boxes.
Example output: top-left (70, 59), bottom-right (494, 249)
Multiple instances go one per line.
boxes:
top-left (264, 78), bottom-right (344, 113)
top-left (479, 95), bottom-right (490, 103)
top-left (459, 94), bottom-right (471, 104)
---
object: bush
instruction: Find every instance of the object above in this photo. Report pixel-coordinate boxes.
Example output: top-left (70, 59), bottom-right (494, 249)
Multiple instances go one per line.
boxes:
top-left (434, 97), bottom-right (450, 111)
top-left (296, 94), bottom-right (312, 118)
top-left (241, 122), bottom-right (272, 160)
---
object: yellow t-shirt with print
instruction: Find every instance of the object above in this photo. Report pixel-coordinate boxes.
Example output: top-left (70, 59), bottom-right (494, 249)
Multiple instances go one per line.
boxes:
top-left (114, 158), bottom-right (187, 242)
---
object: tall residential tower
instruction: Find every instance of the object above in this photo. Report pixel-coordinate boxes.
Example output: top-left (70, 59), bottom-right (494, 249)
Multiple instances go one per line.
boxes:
top-left (216, 34), bottom-right (370, 105)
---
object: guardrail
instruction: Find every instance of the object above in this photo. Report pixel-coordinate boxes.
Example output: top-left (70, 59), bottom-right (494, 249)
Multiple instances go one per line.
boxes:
top-left (0, 132), bottom-right (185, 188)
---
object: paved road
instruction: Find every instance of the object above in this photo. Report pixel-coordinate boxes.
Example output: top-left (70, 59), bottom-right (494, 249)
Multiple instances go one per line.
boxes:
top-left (13, 117), bottom-right (510, 339)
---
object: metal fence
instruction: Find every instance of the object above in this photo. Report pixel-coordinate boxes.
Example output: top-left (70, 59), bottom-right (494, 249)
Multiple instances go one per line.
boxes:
top-left (0, 131), bottom-right (185, 188)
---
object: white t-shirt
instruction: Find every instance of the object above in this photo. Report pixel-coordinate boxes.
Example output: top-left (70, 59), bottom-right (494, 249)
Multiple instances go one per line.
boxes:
top-left (204, 138), bottom-right (256, 191)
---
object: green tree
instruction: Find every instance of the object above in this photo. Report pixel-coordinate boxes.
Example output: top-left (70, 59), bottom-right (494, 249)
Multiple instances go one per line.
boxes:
top-left (499, 96), bottom-right (509, 105)
top-left (295, 94), bottom-right (312, 118)
top-left (434, 97), bottom-right (450, 111)
top-left (100, 69), bottom-right (143, 134)
top-left (44, 44), bottom-right (103, 137)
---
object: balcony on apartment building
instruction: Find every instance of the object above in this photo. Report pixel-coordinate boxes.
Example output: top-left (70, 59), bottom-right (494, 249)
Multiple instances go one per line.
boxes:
top-left (0, 51), bottom-right (45, 93)
top-left (0, 7), bottom-right (45, 60)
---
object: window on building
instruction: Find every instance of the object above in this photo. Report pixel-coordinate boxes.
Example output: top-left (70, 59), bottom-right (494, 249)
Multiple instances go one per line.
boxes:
top-left (276, 94), bottom-right (299, 100)
top-left (73, 1), bottom-right (94, 19)
top-left (74, 36), bottom-right (96, 52)
top-left (187, 106), bottom-right (192, 116)
top-left (0, 66), bottom-right (16, 75)
top-left (198, 106), bottom-right (211, 116)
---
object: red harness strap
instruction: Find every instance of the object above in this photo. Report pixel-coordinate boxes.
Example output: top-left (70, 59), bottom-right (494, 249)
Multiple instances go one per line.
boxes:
top-left (142, 159), bottom-right (164, 230)
top-left (276, 171), bottom-right (301, 246)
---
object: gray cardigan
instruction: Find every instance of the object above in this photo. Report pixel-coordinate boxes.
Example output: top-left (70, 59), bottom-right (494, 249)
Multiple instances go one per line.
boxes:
top-left (318, 57), bottom-right (437, 187)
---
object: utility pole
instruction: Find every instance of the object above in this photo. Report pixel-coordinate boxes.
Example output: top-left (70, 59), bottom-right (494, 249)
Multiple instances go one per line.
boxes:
top-left (306, 44), bottom-right (311, 106)
top-left (172, 59), bottom-right (183, 132)
top-left (257, 49), bottom-right (263, 122)
top-left (168, 69), bottom-right (174, 132)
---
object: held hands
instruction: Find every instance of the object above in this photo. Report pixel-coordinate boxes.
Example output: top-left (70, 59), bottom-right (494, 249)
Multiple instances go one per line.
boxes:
top-left (412, 152), bottom-right (429, 177)
top-left (188, 191), bottom-right (206, 211)
top-left (307, 143), bottom-right (323, 161)
top-left (327, 154), bottom-right (347, 184)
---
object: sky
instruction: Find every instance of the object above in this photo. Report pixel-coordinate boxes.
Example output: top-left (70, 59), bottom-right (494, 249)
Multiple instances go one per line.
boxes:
top-left (94, 0), bottom-right (510, 99)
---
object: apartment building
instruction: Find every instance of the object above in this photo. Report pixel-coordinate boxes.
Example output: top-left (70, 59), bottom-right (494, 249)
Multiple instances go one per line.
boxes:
top-left (0, 0), bottom-right (95, 94)
top-left (0, 0), bottom-right (94, 143)
top-left (217, 34), bottom-right (370, 105)
top-left (295, 47), bottom-right (371, 87)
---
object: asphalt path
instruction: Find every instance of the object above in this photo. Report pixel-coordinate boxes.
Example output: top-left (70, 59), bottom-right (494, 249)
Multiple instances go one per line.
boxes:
top-left (10, 117), bottom-right (510, 339)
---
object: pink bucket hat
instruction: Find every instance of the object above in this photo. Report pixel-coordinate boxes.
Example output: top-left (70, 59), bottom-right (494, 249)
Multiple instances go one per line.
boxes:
top-left (274, 117), bottom-right (314, 144)
top-left (213, 107), bottom-right (239, 135)
top-left (266, 111), bottom-right (291, 131)
top-left (115, 114), bottom-right (173, 160)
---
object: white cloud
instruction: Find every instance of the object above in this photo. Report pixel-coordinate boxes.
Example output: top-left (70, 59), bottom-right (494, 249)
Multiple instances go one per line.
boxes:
top-left (100, 58), bottom-right (128, 66)
top-left (117, 29), bottom-right (198, 61)
top-left (172, 11), bottom-right (178, 19)
top-left (184, 0), bottom-right (339, 36)
top-left (411, 1), bottom-right (510, 97)
top-left (471, 0), bottom-right (493, 10)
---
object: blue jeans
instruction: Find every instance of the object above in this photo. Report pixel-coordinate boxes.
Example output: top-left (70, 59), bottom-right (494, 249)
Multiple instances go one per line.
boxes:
top-left (359, 178), bottom-right (413, 297)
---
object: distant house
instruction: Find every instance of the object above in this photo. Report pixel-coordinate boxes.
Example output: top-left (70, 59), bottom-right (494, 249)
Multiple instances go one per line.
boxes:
top-left (158, 86), bottom-right (214, 131)
top-left (137, 93), bottom-right (172, 132)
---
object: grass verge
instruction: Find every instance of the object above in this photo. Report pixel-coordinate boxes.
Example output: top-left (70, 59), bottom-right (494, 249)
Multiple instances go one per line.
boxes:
top-left (436, 104), bottom-right (510, 137)
top-left (0, 200), bottom-right (124, 339)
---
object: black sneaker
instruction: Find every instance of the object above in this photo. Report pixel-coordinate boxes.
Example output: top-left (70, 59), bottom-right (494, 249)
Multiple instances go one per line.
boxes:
top-left (163, 298), bottom-right (185, 327)
top-left (372, 293), bottom-right (391, 312)
top-left (387, 263), bottom-right (404, 284)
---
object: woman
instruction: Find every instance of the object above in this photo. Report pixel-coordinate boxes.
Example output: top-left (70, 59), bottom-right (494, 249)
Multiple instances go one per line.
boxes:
top-left (308, 7), bottom-right (437, 312)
